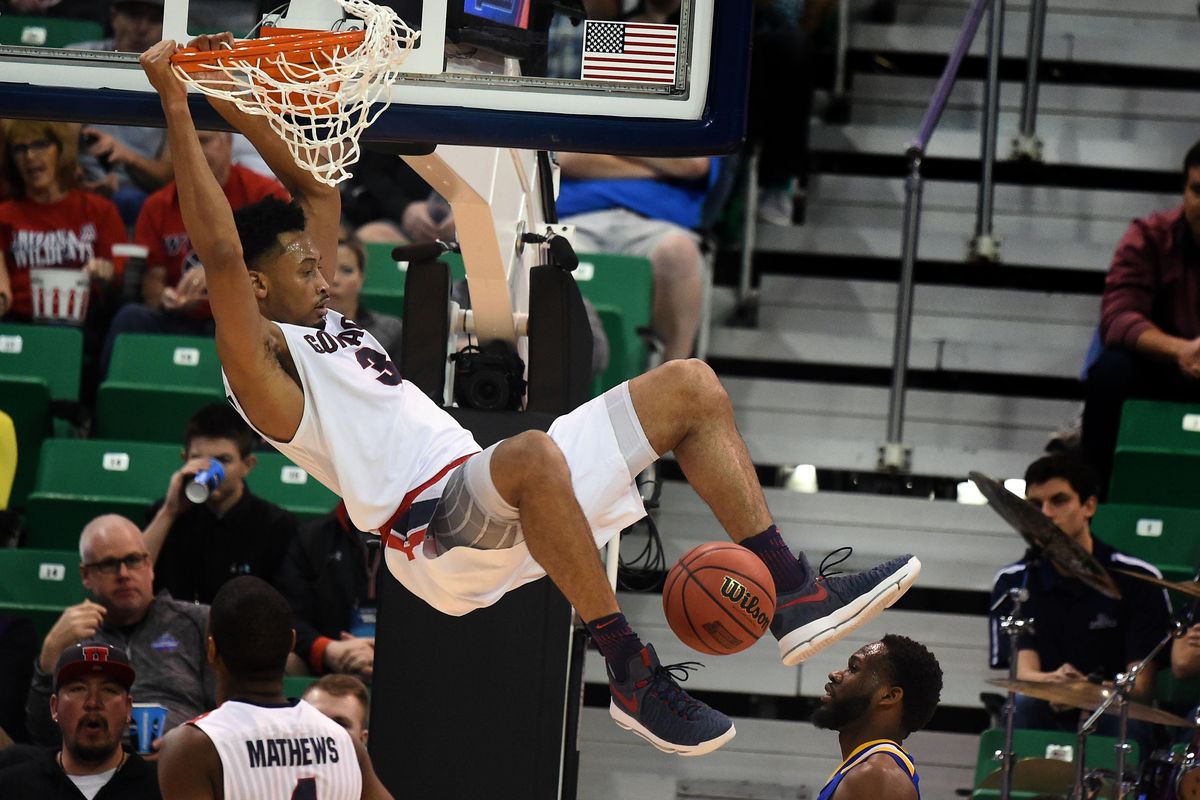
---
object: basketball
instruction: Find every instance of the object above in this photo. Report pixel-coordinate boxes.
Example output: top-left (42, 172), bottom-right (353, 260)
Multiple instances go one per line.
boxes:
top-left (662, 542), bottom-right (777, 656)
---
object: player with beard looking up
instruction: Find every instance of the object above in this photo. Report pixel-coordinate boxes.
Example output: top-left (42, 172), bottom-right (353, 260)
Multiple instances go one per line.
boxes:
top-left (811, 635), bottom-right (943, 800)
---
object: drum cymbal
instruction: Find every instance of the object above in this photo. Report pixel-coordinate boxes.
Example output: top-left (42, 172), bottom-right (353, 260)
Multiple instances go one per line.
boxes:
top-left (969, 471), bottom-right (1121, 600)
top-left (978, 757), bottom-right (1074, 792)
top-left (987, 678), bottom-right (1195, 727)
top-left (1112, 568), bottom-right (1200, 600)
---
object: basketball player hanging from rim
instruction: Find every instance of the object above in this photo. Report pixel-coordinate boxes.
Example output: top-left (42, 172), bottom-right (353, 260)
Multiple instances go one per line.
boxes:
top-left (140, 32), bottom-right (921, 757)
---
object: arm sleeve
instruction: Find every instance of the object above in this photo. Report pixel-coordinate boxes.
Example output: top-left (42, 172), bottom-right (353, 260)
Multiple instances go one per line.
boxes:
top-left (1100, 218), bottom-right (1162, 350)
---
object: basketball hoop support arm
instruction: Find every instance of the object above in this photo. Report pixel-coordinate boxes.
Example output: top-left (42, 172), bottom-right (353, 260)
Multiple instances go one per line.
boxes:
top-left (403, 145), bottom-right (553, 349)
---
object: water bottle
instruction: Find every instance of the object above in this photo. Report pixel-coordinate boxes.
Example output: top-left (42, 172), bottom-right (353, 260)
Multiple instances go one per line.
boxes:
top-left (185, 458), bottom-right (225, 504)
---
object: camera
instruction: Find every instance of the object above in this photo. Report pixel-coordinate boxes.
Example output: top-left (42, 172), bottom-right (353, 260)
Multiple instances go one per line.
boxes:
top-left (452, 342), bottom-right (526, 411)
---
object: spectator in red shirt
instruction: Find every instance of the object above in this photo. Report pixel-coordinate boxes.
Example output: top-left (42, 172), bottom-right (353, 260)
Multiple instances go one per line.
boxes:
top-left (1082, 139), bottom-right (1200, 488)
top-left (0, 120), bottom-right (125, 371)
top-left (99, 130), bottom-right (289, 376)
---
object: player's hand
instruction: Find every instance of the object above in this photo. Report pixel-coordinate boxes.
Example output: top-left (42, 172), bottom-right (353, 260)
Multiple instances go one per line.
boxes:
top-left (40, 601), bottom-right (107, 672)
top-left (184, 32), bottom-right (237, 89)
top-left (0, 282), bottom-right (11, 318)
top-left (140, 39), bottom-right (188, 108)
top-left (84, 257), bottom-right (115, 283)
top-left (401, 201), bottom-right (440, 242)
top-left (323, 633), bottom-right (375, 679)
top-left (1178, 337), bottom-right (1200, 380)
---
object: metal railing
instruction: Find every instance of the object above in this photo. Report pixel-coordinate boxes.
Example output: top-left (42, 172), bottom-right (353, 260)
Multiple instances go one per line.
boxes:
top-left (879, 0), bottom-right (995, 471)
top-left (880, 0), bottom-right (1050, 474)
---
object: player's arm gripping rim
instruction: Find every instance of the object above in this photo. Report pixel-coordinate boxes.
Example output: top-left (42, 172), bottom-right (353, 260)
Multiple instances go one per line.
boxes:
top-left (140, 39), bottom-right (304, 441)
top-left (185, 32), bottom-right (341, 288)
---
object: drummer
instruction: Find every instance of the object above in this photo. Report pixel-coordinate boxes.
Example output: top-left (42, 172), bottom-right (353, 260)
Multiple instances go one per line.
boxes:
top-left (989, 454), bottom-right (1171, 753)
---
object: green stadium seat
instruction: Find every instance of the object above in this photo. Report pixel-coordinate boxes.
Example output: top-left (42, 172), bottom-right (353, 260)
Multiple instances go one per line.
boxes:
top-left (0, 549), bottom-right (87, 639)
top-left (1109, 400), bottom-right (1200, 507)
top-left (0, 323), bottom-right (83, 401)
top-left (0, 376), bottom-right (52, 508)
top-left (970, 727), bottom-right (1135, 799)
top-left (1116, 400), bottom-right (1200, 454)
top-left (360, 243), bottom-right (407, 317)
top-left (95, 334), bottom-right (225, 442)
top-left (23, 439), bottom-right (181, 550)
top-left (573, 253), bottom-right (654, 394)
top-left (1090, 503), bottom-right (1200, 583)
top-left (250, 452), bottom-right (338, 521)
top-left (0, 15), bottom-right (102, 48)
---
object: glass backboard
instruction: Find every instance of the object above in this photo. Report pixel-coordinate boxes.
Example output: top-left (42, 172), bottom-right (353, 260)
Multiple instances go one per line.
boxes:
top-left (0, 0), bottom-right (750, 154)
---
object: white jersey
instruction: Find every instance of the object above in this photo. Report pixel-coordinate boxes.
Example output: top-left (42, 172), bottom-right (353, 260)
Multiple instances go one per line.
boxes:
top-left (191, 699), bottom-right (362, 800)
top-left (224, 312), bottom-right (480, 533)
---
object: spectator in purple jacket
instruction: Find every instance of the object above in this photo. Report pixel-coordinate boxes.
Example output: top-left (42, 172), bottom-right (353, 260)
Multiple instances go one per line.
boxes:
top-left (1081, 139), bottom-right (1200, 489)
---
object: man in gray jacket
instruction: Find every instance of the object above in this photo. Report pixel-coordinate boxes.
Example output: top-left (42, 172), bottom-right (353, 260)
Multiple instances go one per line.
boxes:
top-left (25, 515), bottom-right (215, 749)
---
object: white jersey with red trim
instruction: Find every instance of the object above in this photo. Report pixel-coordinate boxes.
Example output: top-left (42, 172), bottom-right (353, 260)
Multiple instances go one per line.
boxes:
top-left (223, 312), bottom-right (480, 533)
top-left (190, 699), bottom-right (362, 800)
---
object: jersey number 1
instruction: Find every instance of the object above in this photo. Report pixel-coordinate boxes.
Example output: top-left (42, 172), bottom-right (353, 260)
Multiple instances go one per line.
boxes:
top-left (292, 777), bottom-right (317, 799)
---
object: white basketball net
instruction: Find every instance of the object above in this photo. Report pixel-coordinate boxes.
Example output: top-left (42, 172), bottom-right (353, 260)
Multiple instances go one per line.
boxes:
top-left (173, 0), bottom-right (419, 186)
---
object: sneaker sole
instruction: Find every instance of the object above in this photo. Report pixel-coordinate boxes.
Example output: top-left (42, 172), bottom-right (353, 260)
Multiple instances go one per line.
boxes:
top-left (609, 703), bottom-right (736, 757)
top-left (777, 556), bottom-right (921, 666)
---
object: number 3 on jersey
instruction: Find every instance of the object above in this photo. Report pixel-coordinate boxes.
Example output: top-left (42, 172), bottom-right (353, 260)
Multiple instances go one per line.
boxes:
top-left (356, 347), bottom-right (401, 386)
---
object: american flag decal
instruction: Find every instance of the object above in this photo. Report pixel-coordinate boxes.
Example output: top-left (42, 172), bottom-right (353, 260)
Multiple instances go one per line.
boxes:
top-left (581, 20), bottom-right (679, 85)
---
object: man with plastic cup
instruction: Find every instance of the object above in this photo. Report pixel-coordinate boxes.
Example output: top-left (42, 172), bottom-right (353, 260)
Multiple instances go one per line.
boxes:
top-left (142, 403), bottom-right (297, 605)
top-left (1, 641), bottom-right (161, 798)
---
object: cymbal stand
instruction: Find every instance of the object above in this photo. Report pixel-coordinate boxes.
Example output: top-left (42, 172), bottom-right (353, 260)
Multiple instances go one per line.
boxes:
top-left (1072, 624), bottom-right (1184, 800)
top-left (992, 586), bottom-right (1034, 800)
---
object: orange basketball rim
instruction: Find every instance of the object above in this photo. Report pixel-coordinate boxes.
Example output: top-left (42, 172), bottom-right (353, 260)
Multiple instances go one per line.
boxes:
top-left (170, 28), bottom-right (367, 117)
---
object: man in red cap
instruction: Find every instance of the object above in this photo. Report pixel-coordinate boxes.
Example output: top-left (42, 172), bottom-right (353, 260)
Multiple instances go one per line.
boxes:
top-left (0, 640), bottom-right (161, 799)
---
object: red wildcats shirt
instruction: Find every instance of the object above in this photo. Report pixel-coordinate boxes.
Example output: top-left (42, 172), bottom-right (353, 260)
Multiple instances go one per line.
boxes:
top-left (136, 164), bottom-right (289, 319)
top-left (0, 189), bottom-right (125, 324)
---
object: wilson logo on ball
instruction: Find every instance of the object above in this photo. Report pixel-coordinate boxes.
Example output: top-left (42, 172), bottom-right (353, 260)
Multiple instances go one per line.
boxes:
top-left (720, 577), bottom-right (771, 630)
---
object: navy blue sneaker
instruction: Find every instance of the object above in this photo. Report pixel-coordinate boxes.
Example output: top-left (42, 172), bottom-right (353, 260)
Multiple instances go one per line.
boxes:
top-left (607, 644), bottom-right (735, 756)
top-left (772, 550), bottom-right (921, 666)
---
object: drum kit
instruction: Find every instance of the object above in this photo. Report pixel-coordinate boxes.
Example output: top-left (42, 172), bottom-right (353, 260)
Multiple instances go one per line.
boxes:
top-left (969, 472), bottom-right (1200, 800)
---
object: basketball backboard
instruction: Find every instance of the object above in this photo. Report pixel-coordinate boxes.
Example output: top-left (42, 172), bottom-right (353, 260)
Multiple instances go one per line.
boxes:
top-left (0, 0), bottom-right (750, 154)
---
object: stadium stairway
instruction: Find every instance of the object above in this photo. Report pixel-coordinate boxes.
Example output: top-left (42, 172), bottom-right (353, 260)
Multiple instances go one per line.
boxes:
top-left (577, 1), bottom-right (1200, 797)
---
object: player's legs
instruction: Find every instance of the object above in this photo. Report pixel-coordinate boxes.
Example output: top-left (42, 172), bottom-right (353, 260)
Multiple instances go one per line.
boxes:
top-left (627, 359), bottom-right (921, 665)
top-left (439, 396), bottom-right (734, 756)
top-left (488, 430), bottom-right (619, 622)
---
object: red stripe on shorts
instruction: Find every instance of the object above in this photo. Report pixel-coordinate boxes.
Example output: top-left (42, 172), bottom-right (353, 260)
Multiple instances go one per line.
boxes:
top-left (381, 452), bottom-right (478, 536)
